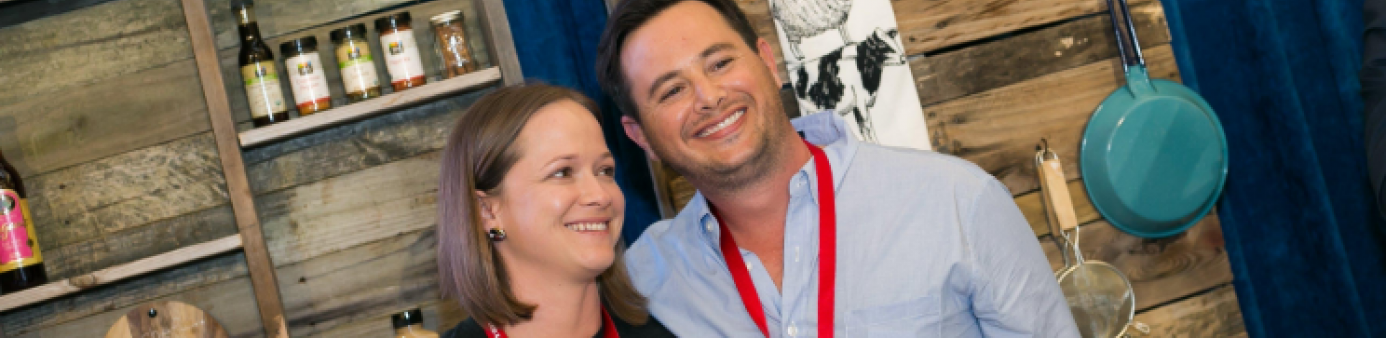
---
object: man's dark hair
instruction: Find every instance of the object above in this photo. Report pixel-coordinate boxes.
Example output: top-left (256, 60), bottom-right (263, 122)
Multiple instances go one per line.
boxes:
top-left (595, 0), bottom-right (761, 122)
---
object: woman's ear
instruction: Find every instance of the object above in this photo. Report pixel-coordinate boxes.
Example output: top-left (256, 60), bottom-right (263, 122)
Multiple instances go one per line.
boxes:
top-left (476, 191), bottom-right (500, 225)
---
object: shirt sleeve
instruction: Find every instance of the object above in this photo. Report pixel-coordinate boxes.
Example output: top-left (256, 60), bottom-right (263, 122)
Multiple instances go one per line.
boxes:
top-left (966, 179), bottom-right (1080, 337)
top-left (1365, 0), bottom-right (1386, 219)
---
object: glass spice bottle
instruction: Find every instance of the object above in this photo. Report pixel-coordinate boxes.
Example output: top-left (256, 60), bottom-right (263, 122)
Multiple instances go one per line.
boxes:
top-left (430, 10), bottom-right (478, 78)
top-left (280, 37), bottom-right (333, 115)
top-left (234, 0), bottom-right (289, 127)
top-left (330, 24), bottom-right (383, 103)
top-left (376, 12), bottom-right (427, 91)
top-left (392, 309), bottom-right (439, 338)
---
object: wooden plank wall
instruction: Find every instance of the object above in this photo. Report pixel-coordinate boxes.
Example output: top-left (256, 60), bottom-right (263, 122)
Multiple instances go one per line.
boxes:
top-left (0, 0), bottom-right (490, 336)
top-left (651, 0), bottom-right (1248, 334)
top-left (0, 0), bottom-right (1246, 337)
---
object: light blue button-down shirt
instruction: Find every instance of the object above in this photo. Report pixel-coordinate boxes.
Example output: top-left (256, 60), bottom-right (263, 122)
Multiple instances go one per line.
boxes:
top-left (625, 113), bottom-right (1079, 337)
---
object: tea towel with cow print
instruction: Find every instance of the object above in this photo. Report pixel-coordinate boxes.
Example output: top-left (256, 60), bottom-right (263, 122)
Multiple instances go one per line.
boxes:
top-left (770, 0), bottom-right (932, 150)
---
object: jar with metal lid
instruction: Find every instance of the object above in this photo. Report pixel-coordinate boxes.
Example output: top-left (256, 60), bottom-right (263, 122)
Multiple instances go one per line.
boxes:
top-left (330, 24), bottom-right (382, 103)
top-left (280, 37), bottom-right (333, 115)
top-left (376, 12), bottom-right (428, 91)
top-left (430, 10), bottom-right (478, 78)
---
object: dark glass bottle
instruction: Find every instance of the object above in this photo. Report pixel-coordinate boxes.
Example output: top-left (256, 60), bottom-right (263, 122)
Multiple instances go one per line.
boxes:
top-left (0, 149), bottom-right (47, 292)
top-left (235, 0), bottom-right (290, 127)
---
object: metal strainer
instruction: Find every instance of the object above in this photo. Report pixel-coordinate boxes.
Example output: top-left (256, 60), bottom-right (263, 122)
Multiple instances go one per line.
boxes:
top-left (1037, 145), bottom-right (1147, 337)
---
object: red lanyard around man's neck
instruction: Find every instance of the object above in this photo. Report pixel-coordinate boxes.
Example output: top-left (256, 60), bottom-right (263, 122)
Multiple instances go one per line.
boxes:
top-left (713, 139), bottom-right (836, 337)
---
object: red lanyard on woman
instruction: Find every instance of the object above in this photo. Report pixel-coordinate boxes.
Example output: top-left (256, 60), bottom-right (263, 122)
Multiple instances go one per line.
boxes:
top-left (715, 139), bottom-right (836, 338)
top-left (485, 307), bottom-right (619, 338)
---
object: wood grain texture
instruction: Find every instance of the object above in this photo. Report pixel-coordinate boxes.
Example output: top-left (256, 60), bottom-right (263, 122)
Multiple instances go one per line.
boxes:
top-left (308, 300), bottom-right (464, 337)
top-left (0, 236), bottom-right (242, 313)
top-left (105, 301), bottom-right (230, 338)
top-left (478, 0), bottom-right (523, 85)
top-left (0, 59), bottom-right (212, 177)
top-left (255, 152), bottom-right (441, 265)
top-left (926, 44), bottom-right (1179, 195)
top-left (41, 206), bottom-right (238, 281)
top-left (0, 0), bottom-right (192, 107)
top-left (1134, 285), bottom-right (1247, 337)
top-left (0, 253), bottom-right (249, 336)
top-left (895, 0), bottom-right (1154, 56)
top-left (242, 89), bottom-right (487, 195)
top-left (1042, 215), bottom-right (1232, 311)
top-left (181, 0), bottom-right (285, 334)
top-left (25, 133), bottom-right (228, 249)
top-left (912, 1), bottom-right (1169, 107)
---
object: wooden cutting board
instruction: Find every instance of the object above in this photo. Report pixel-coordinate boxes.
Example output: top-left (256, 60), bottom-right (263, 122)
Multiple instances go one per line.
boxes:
top-left (105, 301), bottom-right (229, 338)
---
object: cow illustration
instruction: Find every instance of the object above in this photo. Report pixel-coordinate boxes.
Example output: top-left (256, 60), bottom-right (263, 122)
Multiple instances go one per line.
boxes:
top-left (789, 28), bottom-right (907, 143)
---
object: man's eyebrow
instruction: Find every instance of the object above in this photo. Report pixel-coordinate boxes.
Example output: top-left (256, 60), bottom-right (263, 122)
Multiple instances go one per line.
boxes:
top-left (646, 43), bottom-right (738, 100)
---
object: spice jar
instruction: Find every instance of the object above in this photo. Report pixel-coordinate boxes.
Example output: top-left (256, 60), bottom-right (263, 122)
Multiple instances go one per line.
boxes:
top-left (280, 37), bottom-right (333, 115)
top-left (330, 24), bottom-right (382, 103)
top-left (376, 12), bottom-right (428, 91)
top-left (430, 10), bottom-right (478, 78)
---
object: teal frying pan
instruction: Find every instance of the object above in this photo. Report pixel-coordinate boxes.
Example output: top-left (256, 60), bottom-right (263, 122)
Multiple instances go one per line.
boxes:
top-left (1080, 0), bottom-right (1227, 238)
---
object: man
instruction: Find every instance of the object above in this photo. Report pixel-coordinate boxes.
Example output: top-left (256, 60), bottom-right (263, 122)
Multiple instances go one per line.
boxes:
top-left (595, 0), bottom-right (1079, 336)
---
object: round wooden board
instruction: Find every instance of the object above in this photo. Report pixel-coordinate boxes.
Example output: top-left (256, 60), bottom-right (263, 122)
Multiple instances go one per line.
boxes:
top-left (105, 301), bottom-right (229, 338)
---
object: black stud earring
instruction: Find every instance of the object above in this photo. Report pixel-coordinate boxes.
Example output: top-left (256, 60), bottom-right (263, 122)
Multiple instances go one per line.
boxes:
top-left (487, 228), bottom-right (507, 241)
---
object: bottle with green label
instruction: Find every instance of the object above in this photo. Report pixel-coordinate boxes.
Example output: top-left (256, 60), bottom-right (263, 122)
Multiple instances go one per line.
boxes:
top-left (331, 24), bottom-right (383, 103)
top-left (235, 0), bottom-right (289, 127)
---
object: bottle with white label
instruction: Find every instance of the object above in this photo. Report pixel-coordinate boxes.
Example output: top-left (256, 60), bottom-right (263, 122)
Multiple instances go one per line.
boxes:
top-left (331, 24), bottom-right (383, 103)
top-left (280, 37), bottom-right (333, 115)
top-left (376, 12), bottom-right (428, 92)
top-left (234, 0), bottom-right (289, 127)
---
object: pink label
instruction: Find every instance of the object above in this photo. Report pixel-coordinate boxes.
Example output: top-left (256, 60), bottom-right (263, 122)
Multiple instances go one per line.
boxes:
top-left (0, 189), bottom-right (33, 264)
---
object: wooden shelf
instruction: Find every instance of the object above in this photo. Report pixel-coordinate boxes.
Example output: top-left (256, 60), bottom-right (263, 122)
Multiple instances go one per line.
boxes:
top-left (0, 235), bottom-right (243, 313)
top-left (239, 66), bottom-right (503, 148)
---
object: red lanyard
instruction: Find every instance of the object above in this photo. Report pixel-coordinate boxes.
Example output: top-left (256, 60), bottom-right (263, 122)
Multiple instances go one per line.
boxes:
top-left (715, 139), bottom-right (836, 338)
top-left (485, 306), bottom-right (619, 338)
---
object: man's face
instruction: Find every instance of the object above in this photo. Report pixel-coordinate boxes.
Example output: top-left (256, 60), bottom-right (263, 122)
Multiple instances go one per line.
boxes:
top-left (619, 1), bottom-right (788, 189)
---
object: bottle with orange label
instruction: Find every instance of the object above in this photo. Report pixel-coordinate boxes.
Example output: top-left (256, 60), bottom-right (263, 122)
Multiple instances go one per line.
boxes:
top-left (0, 148), bottom-right (47, 292)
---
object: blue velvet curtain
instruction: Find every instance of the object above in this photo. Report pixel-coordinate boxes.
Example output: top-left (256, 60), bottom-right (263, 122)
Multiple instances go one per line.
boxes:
top-left (1163, 0), bottom-right (1386, 335)
top-left (500, 0), bottom-right (663, 243)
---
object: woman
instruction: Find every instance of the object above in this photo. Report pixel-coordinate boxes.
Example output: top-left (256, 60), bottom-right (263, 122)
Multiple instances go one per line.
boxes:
top-left (436, 84), bottom-right (675, 337)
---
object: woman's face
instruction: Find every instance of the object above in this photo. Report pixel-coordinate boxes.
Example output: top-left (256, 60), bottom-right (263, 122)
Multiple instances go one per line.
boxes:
top-left (483, 99), bottom-right (625, 280)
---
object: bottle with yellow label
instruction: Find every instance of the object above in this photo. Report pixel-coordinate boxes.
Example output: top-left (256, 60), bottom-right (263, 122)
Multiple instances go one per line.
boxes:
top-left (0, 148), bottom-right (46, 292)
top-left (235, 0), bottom-right (289, 127)
top-left (393, 309), bottom-right (439, 338)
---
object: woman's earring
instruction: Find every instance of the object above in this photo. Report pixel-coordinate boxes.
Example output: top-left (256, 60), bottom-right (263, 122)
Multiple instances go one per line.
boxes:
top-left (487, 228), bottom-right (507, 241)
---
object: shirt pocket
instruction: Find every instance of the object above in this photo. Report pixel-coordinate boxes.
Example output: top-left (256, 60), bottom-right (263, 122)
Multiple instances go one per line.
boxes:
top-left (848, 296), bottom-right (940, 337)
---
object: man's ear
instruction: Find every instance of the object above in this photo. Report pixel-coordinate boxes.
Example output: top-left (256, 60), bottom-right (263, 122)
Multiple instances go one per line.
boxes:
top-left (756, 38), bottom-right (783, 85)
top-left (622, 115), bottom-right (661, 162)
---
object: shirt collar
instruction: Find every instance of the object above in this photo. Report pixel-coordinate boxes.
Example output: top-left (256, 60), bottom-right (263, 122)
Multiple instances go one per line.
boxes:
top-left (684, 112), bottom-right (860, 247)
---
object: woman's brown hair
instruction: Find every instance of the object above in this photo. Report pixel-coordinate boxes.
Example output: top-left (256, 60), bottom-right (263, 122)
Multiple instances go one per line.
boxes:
top-left (437, 83), bottom-right (648, 326)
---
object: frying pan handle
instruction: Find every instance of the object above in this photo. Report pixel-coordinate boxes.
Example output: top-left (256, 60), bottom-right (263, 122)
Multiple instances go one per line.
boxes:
top-left (1037, 154), bottom-right (1080, 232)
top-left (1105, 0), bottom-right (1146, 68)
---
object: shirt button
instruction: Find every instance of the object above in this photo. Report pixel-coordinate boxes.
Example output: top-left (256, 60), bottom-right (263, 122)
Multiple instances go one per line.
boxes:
top-left (787, 326), bottom-right (798, 336)
top-left (746, 261), bottom-right (755, 272)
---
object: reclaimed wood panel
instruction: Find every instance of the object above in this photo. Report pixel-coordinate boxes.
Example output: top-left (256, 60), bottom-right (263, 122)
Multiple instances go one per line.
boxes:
top-left (0, 253), bottom-right (250, 336)
top-left (0, 236), bottom-right (242, 313)
top-left (41, 206), bottom-right (237, 281)
top-left (308, 300), bottom-right (463, 337)
top-left (925, 44), bottom-right (1179, 196)
top-left (243, 89), bottom-right (486, 194)
top-left (182, 0), bottom-right (287, 332)
top-left (0, 61), bottom-right (212, 177)
top-left (1042, 215), bottom-right (1233, 311)
top-left (255, 152), bottom-right (440, 265)
top-left (895, 0), bottom-right (1155, 56)
top-left (1134, 285), bottom-right (1247, 337)
top-left (26, 133), bottom-right (228, 249)
top-left (0, 0), bottom-right (191, 107)
top-left (912, 1), bottom-right (1169, 107)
